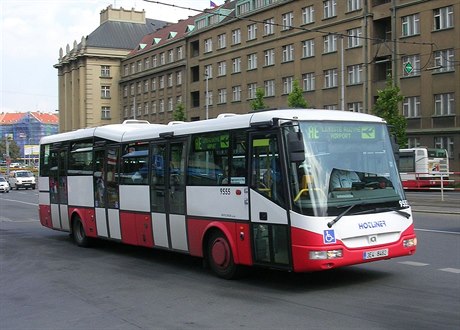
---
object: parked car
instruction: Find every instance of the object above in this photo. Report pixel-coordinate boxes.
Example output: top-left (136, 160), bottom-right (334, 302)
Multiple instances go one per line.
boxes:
top-left (8, 170), bottom-right (36, 190)
top-left (0, 176), bottom-right (10, 193)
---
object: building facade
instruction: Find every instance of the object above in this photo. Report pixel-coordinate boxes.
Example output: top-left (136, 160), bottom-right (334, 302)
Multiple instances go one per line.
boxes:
top-left (59, 0), bottom-right (460, 171)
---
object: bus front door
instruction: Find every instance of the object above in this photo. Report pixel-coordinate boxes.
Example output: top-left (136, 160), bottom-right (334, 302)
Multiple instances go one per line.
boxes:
top-left (249, 132), bottom-right (291, 268)
top-left (49, 146), bottom-right (69, 230)
top-left (150, 140), bottom-right (188, 251)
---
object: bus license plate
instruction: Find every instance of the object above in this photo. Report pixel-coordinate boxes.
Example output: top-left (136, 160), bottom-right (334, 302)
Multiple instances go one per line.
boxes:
top-left (363, 249), bottom-right (388, 260)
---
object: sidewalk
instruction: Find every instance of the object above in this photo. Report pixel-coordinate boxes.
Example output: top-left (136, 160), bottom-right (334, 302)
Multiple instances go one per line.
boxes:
top-left (407, 193), bottom-right (460, 214)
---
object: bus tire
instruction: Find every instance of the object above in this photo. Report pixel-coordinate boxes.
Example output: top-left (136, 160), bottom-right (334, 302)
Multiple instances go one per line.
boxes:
top-left (72, 216), bottom-right (91, 247)
top-left (207, 230), bottom-right (238, 279)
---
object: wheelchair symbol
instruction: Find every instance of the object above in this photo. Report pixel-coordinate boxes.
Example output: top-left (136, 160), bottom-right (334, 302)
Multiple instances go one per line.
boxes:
top-left (323, 230), bottom-right (336, 244)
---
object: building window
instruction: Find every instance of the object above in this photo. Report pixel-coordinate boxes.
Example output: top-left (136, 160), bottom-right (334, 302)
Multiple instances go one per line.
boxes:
top-left (264, 18), bottom-right (275, 35)
top-left (347, 102), bottom-right (363, 113)
top-left (217, 33), bottom-right (226, 49)
top-left (159, 76), bottom-right (164, 89)
top-left (403, 96), bottom-right (421, 118)
top-left (347, 0), bottom-right (361, 12)
top-left (218, 89), bottom-right (227, 104)
top-left (101, 65), bottom-right (110, 77)
top-left (205, 64), bottom-right (213, 79)
top-left (160, 52), bottom-right (165, 65)
top-left (130, 84), bottom-right (135, 96)
top-left (302, 39), bottom-right (315, 58)
top-left (283, 76), bottom-right (293, 94)
top-left (217, 61), bottom-right (227, 76)
top-left (168, 98), bottom-right (173, 112)
top-left (324, 68), bottom-right (338, 88)
top-left (151, 78), bottom-right (157, 91)
top-left (282, 44), bottom-right (294, 62)
top-left (137, 61), bottom-right (142, 72)
top-left (159, 99), bottom-right (164, 113)
top-left (248, 83), bottom-right (257, 99)
top-left (302, 6), bottom-right (314, 24)
top-left (137, 104), bottom-right (142, 117)
top-left (144, 58), bottom-right (150, 69)
top-left (177, 46), bottom-right (183, 60)
top-left (402, 14), bottom-right (420, 37)
top-left (264, 49), bottom-right (275, 66)
top-left (434, 49), bottom-right (455, 73)
top-left (131, 63), bottom-right (135, 74)
top-left (324, 104), bottom-right (337, 110)
top-left (402, 54), bottom-right (421, 77)
top-left (247, 53), bottom-right (257, 70)
top-left (144, 102), bottom-right (149, 115)
top-left (434, 136), bottom-right (454, 158)
top-left (264, 80), bottom-right (275, 97)
top-left (137, 82), bottom-right (142, 94)
top-left (204, 38), bottom-right (213, 53)
top-left (323, 0), bottom-right (337, 19)
top-left (248, 23), bottom-right (257, 40)
top-left (152, 55), bottom-right (157, 68)
top-left (347, 28), bottom-right (362, 48)
top-left (168, 50), bottom-right (174, 63)
top-left (124, 106), bottom-right (128, 118)
top-left (123, 65), bottom-right (129, 76)
top-left (302, 72), bottom-right (315, 91)
top-left (323, 34), bottom-right (337, 53)
top-left (407, 137), bottom-right (420, 148)
top-left (144, 80), bottom-right (149, 93)
top-left (101, 86), bottom-right (111, 99)
top-left (101, 106), bottom-right (111, 119)
top-left (167, 74), bottom-right (173, 87)
top-left (434, 6), bottom-right (453, 30)
top-left (232, 29), bottom-right (241, 45)
top-left (348, 64), bottom-right (363, 85)
top-left (282, 12), bottom-right (293, 30)
top-left (232, 85), bottom-right (241, 102)
top-left (123, 86), bottom-right (128, 97)
top-left (434, 93), bottom-right (454, 116)
top-left (232, 57), bottom-right (241, 73)
top-left (152, 101), bottom-right (157, 114)
top-left (176, 71), bottom-right (182, 85)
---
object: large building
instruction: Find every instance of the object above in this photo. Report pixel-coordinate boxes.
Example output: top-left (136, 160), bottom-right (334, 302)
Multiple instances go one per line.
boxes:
top-left (54, 6), bottom-right (169, 132)
top-left (57, 0), bottom-right (460, 171)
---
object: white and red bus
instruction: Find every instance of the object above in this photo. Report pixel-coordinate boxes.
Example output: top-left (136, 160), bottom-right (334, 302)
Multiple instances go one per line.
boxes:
top-left (38, 109), bottom-right (417, 278)
top-left (398, 147), bottom-right (450, 189)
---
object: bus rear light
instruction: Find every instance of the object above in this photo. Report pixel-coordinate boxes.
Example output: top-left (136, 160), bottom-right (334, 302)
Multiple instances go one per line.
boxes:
top-left (403, 238), bottom-right (417, 248)
top-left (309, 249), bottom-right (343, 260)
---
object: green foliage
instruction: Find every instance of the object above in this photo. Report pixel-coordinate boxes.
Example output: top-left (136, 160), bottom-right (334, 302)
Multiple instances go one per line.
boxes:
top-left (372, 76), bottom-right (407, 148)
top-left (0, 138), bottom-right (21, 160)
top-left (287, 80), bottom-right (308, 108)
top-left (250, 88), bottom-right (268, 111)
top-left (173, 102), bottom-right (187, 121)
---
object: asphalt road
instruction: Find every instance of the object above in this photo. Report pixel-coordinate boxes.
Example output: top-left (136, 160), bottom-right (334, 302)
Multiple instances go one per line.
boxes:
top-left (1, 189), bottom-right (459, 329)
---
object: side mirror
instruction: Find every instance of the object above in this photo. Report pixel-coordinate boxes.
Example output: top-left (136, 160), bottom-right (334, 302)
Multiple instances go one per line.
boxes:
top-left (287, 131), bottom-right (305, 162)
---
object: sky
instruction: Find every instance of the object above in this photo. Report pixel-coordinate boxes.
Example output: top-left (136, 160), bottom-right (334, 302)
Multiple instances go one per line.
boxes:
top-left (0, 0), bottom-right (216, 114)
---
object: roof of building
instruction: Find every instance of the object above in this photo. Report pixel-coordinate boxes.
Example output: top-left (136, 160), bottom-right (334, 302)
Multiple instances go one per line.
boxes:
top-left (0, 112), bottom-right (59, 125)
top-left (86, 18), bottom-right (170, 50)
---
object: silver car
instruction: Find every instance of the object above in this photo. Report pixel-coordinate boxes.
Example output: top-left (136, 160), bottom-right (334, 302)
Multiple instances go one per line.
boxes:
top-left (0, 176), bottom-right (10, 193)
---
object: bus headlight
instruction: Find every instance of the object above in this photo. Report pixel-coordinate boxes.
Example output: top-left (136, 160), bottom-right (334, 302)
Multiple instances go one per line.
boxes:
top-left (309, 249), bottom-right (343, 260)
top-left (403, 238), bottom-right (417, 248)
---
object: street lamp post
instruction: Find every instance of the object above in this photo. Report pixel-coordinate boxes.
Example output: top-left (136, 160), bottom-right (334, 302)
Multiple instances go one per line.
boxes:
top-left (205, 73), bottom-right (209, 120)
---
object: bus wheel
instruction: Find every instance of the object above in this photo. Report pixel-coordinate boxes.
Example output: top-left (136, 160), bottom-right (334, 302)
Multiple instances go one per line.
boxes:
top-left (72, 216), bottom-right (90, 247)
top-left (207, 231), bottom-right (238, 279)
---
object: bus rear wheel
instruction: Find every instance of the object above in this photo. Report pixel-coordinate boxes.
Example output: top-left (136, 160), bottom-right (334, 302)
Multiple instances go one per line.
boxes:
top-left (207, 231), bottom-right (238, 279)
top-left (72, 216), bottom-right (90, 247)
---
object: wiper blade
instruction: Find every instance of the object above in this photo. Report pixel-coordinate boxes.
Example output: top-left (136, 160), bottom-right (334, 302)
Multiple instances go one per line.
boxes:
top-left (354, 207), bottom-right (411, 219)
top-left (327, 203), bottom-right (358, 228)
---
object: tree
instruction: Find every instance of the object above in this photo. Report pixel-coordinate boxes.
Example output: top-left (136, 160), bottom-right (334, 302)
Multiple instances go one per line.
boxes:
top-left (372, 76), bottom-right (407, 148)
top-left (250, 88), bottom-right (268, 111)
top-left (173, 102), bottom-right (187, 121)
top-left (0, 138), bottom-right (20, 161)
top-left (287, 80), bottom-right (308, 108)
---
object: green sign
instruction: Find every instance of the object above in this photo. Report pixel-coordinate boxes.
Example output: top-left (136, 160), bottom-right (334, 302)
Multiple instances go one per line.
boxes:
top-left (194, 134), bottom-right (229, 151)
top-left (404, 62), bottom-right (413, 74)
top-left (306, 124), bottom-right (377, 141)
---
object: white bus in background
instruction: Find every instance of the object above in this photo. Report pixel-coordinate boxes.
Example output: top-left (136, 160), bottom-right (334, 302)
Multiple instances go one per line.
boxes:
top-left (38, 109), bottom-right (417, 279)
top-left (398, 147), bottom-right (450, 189)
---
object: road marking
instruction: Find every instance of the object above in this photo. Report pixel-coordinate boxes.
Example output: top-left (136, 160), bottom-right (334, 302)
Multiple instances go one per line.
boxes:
top-left (439, 268), bottom-right (460, 274)
top-left (415, 228), bottom-right (460, 235)
top-left (398, 261), bottom-right (429, 267)
top-left (0, 217), bottom-right (39, 223)
top-left (0, 198), bottom-right (37, 206)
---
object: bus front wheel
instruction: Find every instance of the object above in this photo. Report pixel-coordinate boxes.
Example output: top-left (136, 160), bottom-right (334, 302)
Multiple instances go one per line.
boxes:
top-left (207, 231), bottom-right (238, 279)
top-left (72, 216), bottom-right (90, 247)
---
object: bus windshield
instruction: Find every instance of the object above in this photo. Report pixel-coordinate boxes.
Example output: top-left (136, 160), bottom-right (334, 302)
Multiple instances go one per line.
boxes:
top-left (289, 121), bottom-right (406, 217)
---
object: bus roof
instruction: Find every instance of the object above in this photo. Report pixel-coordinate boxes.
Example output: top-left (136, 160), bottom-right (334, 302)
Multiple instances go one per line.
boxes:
top-left (40, 109), bottom-right (385, 145)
